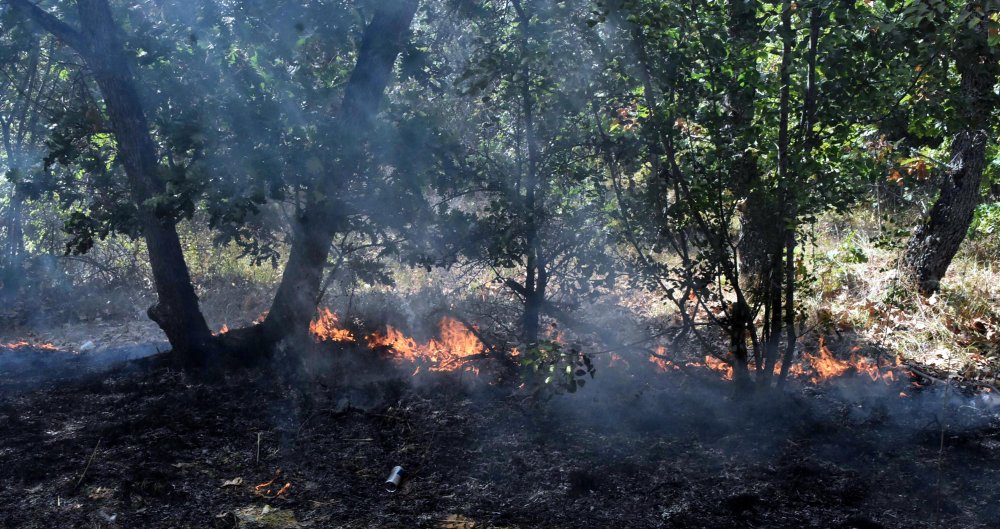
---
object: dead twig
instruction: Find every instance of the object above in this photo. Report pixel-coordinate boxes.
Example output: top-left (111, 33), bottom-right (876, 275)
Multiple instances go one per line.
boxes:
top-left (74, 437), bottom-right (101, 491)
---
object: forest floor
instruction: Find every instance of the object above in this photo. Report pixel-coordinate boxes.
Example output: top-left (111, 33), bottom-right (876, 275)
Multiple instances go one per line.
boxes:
top-left (2, 341), bottom-right (999, 529)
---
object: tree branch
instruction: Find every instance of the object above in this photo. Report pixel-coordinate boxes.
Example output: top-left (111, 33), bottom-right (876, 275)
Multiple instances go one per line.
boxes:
top-left (4, 0), bottom-right (85, 52)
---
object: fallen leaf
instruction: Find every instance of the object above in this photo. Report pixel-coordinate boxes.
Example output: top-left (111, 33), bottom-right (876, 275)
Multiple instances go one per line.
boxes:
top-left (222, 477), bottom-right (244, 488)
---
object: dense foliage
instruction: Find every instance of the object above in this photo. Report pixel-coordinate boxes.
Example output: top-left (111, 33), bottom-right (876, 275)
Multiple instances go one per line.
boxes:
top-left (1, 0), bottom-right (997, 380)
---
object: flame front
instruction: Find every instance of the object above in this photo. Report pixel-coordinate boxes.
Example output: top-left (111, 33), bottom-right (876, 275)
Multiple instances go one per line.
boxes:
top-left (644, 337), bottom-right (899, 384)
top-left (309, 308), bottom-right (355, 342)
top-left (649, 346), bottom-right (676, 373)
top-left (798, 337), bottom-right (898, 384)
top-left (703, 355), bottom-right (734, 381)
top-left (1, 340), bottom-right (58, 351)
top-left (367, 316), bottom-right (483, 373)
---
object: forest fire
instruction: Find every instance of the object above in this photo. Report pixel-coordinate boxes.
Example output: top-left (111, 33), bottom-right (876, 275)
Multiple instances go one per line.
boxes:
top-left (648, 347), bottom-right (678, 373)
top-left (644, 337), bottom-right (902, 386)
top-left (1, 340), bottom-right (58, 351)
top-left (796, 338), bottom-right (900, 384)
top-left (703, 355), bottom-right (734, 381)
top-left (309, 308), bottom-right (355, 343)
top-left (5, 0), bottom-right (1000, 525)
top-left (366, 317), bottom-right (484, 374)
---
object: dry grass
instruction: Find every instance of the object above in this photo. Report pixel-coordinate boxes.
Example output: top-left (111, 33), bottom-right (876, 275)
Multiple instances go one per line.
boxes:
top-left (800, 211), bottom-right (999, 383)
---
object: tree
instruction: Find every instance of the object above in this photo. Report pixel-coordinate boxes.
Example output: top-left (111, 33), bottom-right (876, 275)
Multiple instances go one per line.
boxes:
top-left (901, 0), bottom-right (999, 295)
top-left (5, 0), bottom-right (216, 363)
top-left (3, 0), bottom-right (421, 364)
top-left (0, 35), bottom-right (55, 297)
top-left (600, 0), bottom-right (897, 386)
top-left (219, 0), bottom-right (420, 352)
top-left (414, 0), bottom-right (617, 346)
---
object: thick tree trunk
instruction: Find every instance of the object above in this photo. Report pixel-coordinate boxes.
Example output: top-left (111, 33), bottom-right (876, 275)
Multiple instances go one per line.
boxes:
top-left (903, 130), bottom-right (990, 294)
top-left (902, 6), bottom-right (997, 295)
top-left (249, 1), bottom-right (419, 348)
top-left (75, 0), bottom-right (215, 362)
top-left (7, 0), bottom-right (216, 363)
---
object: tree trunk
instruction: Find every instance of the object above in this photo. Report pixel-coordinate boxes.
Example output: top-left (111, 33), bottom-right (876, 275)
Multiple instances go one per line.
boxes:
top-left (726, 0), bottom-right (773, 305)
top-left (779, 6), bottom-right (821, 385)
top-left (75, 0), bottom-right (216, 363)
top-left (761, 0), bottom-right (794, 381)
top-left (902, 5), bottom-right (997, 295)
top-left (0, 45), bottom-right (40, 298)
top-left (7, 0), bottom-right (216, 363)
top-left (0, 187), bottom-right (25, 298)
top-left (903, 130), bottom-right (990, 294)
top-left (510, 0), bottom-right (546, 345)
top-left (725, 0), bottom-right (778, 376)
top-left (246, 0), bottom-right (419, 348)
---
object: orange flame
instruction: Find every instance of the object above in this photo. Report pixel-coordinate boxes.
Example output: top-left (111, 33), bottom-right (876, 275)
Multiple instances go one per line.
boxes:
top-left (309, 308), bottom-right (354, 343)
top-left (213, 324), bottom-right (230, 336)
top-left (648, 355), bottom-right (674, 373)
top-left (609, 352), bottom-right (630, 369)
top-left (367, 317), bottom-right (483, 373)
top-left (637, 337), bottom-right (901, 386)
top-left (703, 355), bottom-right (734, 381)
top-left (795, 337), bottom-right (900, 384)
top-left (648, 346), bottom-right (677, 372)
top-left (799, 337), bottom-right (850, 383)
top-left (1, 341), bottom-right (58, 351)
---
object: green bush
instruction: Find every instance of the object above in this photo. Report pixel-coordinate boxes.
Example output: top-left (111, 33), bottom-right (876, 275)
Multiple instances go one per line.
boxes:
top-left (969, 202), bottom-right (1000, 240)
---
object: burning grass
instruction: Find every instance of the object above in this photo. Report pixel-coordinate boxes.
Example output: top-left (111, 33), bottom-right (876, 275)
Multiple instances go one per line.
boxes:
top-left (309, 308), bottom-right (355, 343)
top-left (366, 317), bottom-right (485, 375)
top-left (1, 340), bottom-right (59, 351)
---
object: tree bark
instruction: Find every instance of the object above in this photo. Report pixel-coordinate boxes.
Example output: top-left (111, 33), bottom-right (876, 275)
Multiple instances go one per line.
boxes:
top-left (726, 0), bottom-right (773, 303)
top-left (902, 4), bottom-right (997, 295)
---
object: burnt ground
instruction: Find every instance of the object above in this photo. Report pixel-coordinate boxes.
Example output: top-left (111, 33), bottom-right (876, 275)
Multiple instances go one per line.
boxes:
top-left (1, 344), bottom-right (1000, 529)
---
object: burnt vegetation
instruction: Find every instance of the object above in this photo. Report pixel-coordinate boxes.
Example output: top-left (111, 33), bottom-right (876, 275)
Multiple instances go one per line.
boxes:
top-left (1, 1), bottom-right (999, 528)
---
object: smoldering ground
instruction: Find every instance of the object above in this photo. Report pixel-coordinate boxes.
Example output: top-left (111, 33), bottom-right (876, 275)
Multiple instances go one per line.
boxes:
top-left (2, 314), bottom-right (999, 529)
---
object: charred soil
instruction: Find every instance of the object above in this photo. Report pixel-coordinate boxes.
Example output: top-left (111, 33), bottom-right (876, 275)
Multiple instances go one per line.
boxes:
top-left (1, 347), bottom-right (999, 529)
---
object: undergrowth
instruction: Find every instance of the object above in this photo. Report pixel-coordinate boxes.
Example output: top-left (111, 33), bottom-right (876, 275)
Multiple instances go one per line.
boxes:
top-left (800, 207), bottom-right (999, 382)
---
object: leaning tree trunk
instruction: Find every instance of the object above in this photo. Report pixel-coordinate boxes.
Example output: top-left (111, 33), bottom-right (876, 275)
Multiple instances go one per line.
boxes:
top-left (902, 6), bottom-right (997, 295)
top-left (228, 0), bottom-right (419, 351)
top-left (7, 0), bottom-right (216, 363)
top-left (78, 0), bottom-right (216, 362)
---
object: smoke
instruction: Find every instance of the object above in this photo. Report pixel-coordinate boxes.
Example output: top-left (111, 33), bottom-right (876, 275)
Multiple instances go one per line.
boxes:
top-left (0, 340), bottom-right (166, 392)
